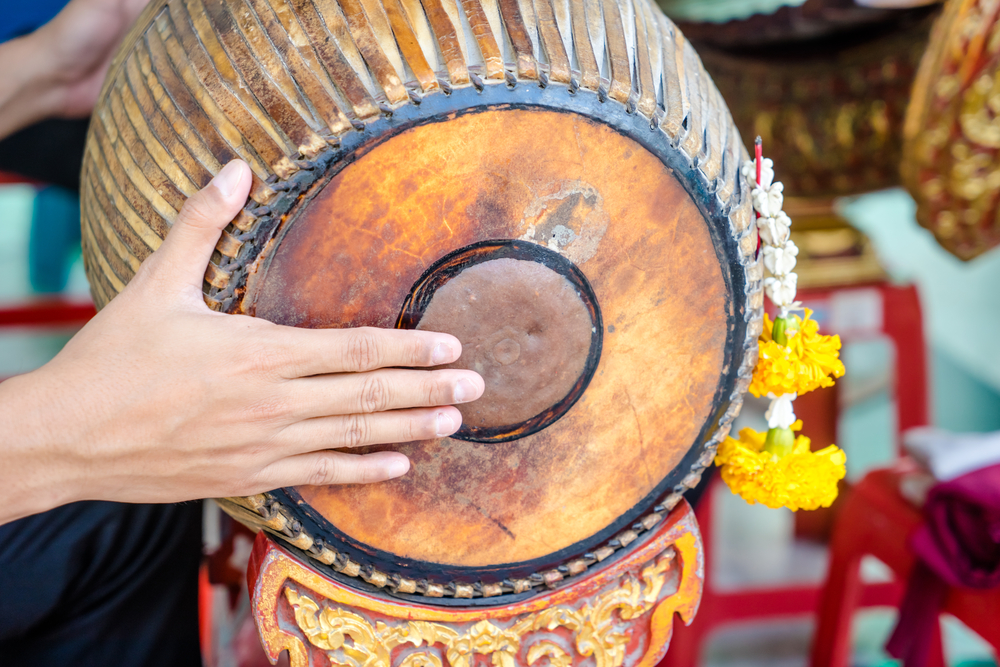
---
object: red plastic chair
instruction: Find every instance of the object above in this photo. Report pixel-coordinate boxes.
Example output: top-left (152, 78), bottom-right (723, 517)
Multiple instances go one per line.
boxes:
top-left (659, 282), bottom-right (928, 667)
top-left (810, 464), bottom-right (1000, 667)
top-left (0, 300), bottom-right (95, 329)
top-left (0, 170), bottom-right (40, 186)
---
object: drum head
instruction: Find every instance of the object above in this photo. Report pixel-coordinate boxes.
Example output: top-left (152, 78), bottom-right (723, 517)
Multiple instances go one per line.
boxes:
top-left (81, 0), bottom-right (761, 600)
top-left (250, 103), bottom-right (733, 577)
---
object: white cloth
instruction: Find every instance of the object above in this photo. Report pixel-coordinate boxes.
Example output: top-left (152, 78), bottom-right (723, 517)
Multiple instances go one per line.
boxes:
top-left (903, 427), bottom-right (1000, 481)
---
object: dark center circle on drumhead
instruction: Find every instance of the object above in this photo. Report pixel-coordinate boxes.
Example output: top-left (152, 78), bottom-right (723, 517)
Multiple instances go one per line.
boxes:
top-left (397, 240), bottom-right (603, 443)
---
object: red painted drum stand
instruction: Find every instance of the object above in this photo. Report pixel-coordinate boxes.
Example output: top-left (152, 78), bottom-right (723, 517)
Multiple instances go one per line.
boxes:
top-left (247, 502), bottom-right (704, 667)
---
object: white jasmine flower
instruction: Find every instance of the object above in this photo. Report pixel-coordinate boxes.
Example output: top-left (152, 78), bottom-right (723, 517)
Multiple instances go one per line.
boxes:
top-left (774, 210), bottom-right (792, 231)
top-left (763, 240), bottom-right (799, 276)
top-left (742, 158), bottom-right (774, 190)
top-left (757, 213), bottom-right (791, 246)
top-left (764, 272), bottom-right (798, 307)
top-left (766, 393), bottom-right (798, 429)
top-left (752, 181), bottom-right (784, 218)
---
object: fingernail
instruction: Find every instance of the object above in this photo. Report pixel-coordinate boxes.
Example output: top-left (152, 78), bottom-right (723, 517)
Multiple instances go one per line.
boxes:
top-left (211, 160), bottom-right (244, 197)
top-left (431, 343), bottom-right (454, 365)
top-left (385, 456), bottom-right (410, 478)
top-left (453, 378), bottom-right (477, 403)
top-left (435, 411), bottom-right (457, 437)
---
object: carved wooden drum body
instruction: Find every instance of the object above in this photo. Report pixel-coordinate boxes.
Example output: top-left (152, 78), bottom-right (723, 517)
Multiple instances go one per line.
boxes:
top-left (82, 0), bottom-right (761, 604)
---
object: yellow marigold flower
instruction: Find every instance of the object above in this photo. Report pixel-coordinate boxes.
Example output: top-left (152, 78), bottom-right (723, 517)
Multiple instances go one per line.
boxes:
top-left (749, 310), bottom-right (845, 398)
top-left (715, 424), bottom-right (847, 511)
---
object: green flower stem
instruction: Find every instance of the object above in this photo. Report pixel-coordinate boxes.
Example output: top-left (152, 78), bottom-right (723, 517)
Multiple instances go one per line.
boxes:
top-left (763, 427), bottom-right (794, 458)
top-left (771, 316), bottom-right (789, 346)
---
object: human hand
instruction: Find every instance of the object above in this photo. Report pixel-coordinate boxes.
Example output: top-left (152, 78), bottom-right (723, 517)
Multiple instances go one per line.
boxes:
top-left (0, 0), bottom-right (149, 138)
top-left (0, 160), bottom-right (484, 524)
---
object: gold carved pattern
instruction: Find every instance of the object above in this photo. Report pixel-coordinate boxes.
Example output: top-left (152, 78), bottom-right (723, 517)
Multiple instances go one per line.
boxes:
top-left (526, 642), bottom-right (572, 667)
top-left (250, 504), bottom-right (702, 667)
top-left (284, 555), bottom-right (673, 667)
top-left (696, 17), bottom-right (932, 197)
top-left (398, 654), bottom-right (443, 667)
top-left (903, 0), bottom-right (1000, 259)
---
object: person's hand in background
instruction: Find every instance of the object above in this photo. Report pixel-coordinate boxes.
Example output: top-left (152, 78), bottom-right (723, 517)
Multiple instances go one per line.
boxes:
top-left (0, 0), bottom-right (149, 138)
top-left (0, 160), bottom-right (486, 525)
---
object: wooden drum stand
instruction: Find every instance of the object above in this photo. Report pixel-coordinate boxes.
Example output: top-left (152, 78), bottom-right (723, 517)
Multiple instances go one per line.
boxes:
top-left (247, 502), bottom-right (703, 667)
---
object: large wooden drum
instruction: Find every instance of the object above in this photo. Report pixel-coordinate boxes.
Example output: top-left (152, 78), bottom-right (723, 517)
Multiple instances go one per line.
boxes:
top-left (82, 0), bottom-right (761, 602)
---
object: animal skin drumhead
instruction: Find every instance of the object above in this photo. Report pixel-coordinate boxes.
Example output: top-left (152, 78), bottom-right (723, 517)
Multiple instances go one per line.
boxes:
top-left (79, 0), bottom-right (762, 600)
top-left (251, 107), bottom-right (731, 571)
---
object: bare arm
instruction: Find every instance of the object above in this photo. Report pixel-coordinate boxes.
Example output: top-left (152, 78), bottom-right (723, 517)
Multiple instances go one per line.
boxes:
top-left (0, 161), bottom-right (485, 525)
top-left (0, 0), bottom-right (148, 138)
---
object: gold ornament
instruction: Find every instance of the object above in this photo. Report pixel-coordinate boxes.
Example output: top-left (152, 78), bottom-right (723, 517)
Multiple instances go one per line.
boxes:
top-left (399, 654), bottom-right (444, 667)
top-left (903, 0), bottom-right (1000, 259)
top-left (284, 554), bottom-right (674, 667)
top-left (526, 642), bottom-right (573, 667)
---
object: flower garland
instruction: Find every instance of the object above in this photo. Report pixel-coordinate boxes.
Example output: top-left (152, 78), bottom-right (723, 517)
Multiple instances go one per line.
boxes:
top-left (714, 139), bottom-right (848, 511)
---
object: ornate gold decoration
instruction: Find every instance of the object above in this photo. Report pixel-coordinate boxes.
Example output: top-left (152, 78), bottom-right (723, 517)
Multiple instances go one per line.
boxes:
top-left (526, 642), bottom-right (572, 667)
top-left (903, 0), bottom-right (1000, 259)
top-left (249, 502), bottom-right (703, 667)
top-left (694, 15), bottom-right (934, 197)
top-left (283, 555), bottom-right (673, 667)
top-left (398, 653), bottom-right (444, 667)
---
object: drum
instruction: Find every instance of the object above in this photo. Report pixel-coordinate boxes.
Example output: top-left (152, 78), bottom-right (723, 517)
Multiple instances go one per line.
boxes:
top-left (81, 0), bottom-right (761, 602)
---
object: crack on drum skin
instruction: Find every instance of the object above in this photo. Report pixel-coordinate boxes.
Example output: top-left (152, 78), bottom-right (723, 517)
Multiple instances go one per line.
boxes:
top-left (571, 122), bottom-right (589, 167)
top-left (353, 225), bottom-right (427, 264)
top-left (624, 387), bottom-right (653, 488)
top-left (456, 494), bottom-right (516, 541)
top-left (438, 199), bottom-right (456, 239)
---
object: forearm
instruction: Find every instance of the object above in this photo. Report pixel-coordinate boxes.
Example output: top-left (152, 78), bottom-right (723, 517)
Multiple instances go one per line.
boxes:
top-left (0, 371), bottom-right (85, 525)
top-left (0, 160), bottom-right (476, 525)
top-left (0, 34), bottom-right (61, 140)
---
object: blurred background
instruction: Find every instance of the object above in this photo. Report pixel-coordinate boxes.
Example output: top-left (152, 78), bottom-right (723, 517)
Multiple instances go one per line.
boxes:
top-left (1, 0), bottom-right (999, 665)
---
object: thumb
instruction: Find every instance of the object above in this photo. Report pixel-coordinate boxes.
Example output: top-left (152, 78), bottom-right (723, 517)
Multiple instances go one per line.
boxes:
top-left (151, 160), bottom-right (252, 290)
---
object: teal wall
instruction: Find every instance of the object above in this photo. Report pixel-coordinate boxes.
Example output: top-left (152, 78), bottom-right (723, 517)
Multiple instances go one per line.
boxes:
top-left (932, 348), bottom-right (1000, 433)
top-left (839, 189), bottom-right (1000, 435)
top-left (657, 0), bottom-right (806, 22)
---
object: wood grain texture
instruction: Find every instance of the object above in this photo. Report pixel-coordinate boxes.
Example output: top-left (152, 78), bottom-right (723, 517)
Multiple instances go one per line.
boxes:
top-left (600, 0), bottom-right (631, 104)
top-left (533, 0), bottom-right (571, 84)
top-left (498, 0), bottom-right (538, 80)
top-left (80, 0), bottom-right (761, 592)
